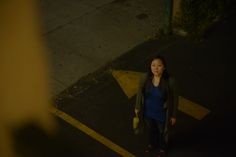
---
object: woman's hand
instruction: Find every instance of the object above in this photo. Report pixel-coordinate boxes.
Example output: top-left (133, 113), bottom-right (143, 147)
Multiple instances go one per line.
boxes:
top-left (170, 117), bottom-right (176, 126)
top-left (135, 109), bottom-right (139, 117)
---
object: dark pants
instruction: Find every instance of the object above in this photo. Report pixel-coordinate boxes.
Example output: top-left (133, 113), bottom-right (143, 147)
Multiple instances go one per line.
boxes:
top-left (146, 118), bottom-right (166, 150)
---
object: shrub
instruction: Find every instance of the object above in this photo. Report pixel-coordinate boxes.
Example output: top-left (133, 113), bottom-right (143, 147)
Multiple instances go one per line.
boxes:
top-left (174, 0), bottom-right (232, 39)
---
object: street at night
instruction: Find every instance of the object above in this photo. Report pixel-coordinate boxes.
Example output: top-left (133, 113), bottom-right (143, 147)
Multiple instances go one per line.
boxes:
top-left (15, 8), bottom-right (236, 157)
top-left (1, 0), bottom-right (236, 157)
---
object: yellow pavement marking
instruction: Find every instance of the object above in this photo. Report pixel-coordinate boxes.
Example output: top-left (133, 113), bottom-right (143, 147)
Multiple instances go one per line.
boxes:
top-left (178, 96), bottom-right (210, 120)
top-left (111, 70), bottom-right (143, 98)
top-left (50, 107), bottom-right (136, 157)
top-left (111, 70), bottom-right (210, 120)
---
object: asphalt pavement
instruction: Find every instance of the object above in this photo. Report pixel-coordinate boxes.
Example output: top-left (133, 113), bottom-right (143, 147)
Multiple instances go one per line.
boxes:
top-left (14, 9), bottom-right (236, 157)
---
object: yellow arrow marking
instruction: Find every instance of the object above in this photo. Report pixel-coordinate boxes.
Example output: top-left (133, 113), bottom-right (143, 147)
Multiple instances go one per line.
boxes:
top-left (50, 107), bottom-right (136, 157)
top-left (112, 70), bottom-right (210, 120)
top-left (178, 96), bottom-right (210, 120)
top-left (111, 70), bottom-right (143, 98)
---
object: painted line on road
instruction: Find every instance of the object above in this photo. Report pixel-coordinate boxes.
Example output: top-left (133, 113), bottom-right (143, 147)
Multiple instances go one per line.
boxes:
top-left (112, 70), bottom-right (143, 98)
top-left (178, 96), bottom-right (210, 120)
top-left (50, 107), bottom-right (136, 157)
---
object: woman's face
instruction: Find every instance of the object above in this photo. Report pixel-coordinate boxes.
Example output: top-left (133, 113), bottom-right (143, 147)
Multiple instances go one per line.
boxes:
top-left (151, 58), bottom-right (165, 76)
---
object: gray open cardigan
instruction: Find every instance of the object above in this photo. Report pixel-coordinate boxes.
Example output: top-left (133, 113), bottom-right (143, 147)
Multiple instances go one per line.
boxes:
top-left (134, 73), bottom-right (178, 137)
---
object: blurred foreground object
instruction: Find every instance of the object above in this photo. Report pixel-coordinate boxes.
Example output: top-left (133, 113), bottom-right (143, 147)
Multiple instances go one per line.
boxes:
top-left (0, 0), bottom-right (55, 156)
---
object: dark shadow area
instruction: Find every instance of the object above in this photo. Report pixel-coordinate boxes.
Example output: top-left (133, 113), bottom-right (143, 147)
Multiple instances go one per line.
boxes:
top-left (13, 122), bottom-right (84, 157)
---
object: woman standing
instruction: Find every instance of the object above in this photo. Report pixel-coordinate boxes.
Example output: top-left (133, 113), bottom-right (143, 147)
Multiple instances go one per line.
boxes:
top-left (134, 55), bottom-right (178, 157)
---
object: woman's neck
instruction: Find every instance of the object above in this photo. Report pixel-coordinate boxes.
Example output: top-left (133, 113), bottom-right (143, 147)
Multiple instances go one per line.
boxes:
top-left (152, 75), bottom-right (161, 86)
top-left (153, 75), bottom-right (161, 80)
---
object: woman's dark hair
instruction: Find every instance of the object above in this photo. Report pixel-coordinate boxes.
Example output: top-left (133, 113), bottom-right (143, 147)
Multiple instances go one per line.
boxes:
top-left (144, 55), bottom-right (170, 101)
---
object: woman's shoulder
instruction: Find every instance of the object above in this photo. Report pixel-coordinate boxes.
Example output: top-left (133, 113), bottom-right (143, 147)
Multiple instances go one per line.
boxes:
top-left (167, 75), bottom-right (177, 88)
top-left (138, 73), bottom-right (148, 86)
top-left (167, 74), bottom-right (175, 83)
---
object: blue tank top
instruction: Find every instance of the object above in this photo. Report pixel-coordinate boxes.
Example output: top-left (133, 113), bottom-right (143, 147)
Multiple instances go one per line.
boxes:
top-left (144, 83), bottom-right (166, 123)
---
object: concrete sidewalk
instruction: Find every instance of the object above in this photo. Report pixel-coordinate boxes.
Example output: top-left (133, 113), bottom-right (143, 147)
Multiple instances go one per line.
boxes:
top-left (41, 0), bottom-right (165, 95)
